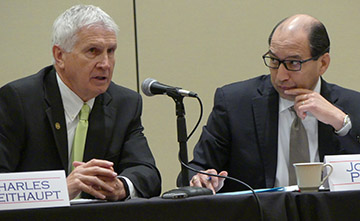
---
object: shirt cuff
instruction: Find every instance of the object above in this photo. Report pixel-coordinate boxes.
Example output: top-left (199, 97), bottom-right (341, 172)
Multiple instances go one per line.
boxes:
top-left (335, 115), bottom-right (352, 136)
top-left (117, 176), bottom-right (138, 200)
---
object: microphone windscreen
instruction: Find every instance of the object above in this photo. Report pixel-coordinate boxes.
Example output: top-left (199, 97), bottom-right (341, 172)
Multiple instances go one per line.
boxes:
top-left (141, 78), bottom-right (156, 96)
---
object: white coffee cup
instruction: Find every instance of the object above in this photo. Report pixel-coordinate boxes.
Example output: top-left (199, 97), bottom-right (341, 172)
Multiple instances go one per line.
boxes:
top-left (293, 162), bottom-right (333, 192)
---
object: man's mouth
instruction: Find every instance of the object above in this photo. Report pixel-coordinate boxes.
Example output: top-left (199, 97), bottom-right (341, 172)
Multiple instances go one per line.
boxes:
top-left (94, 76), bottom-right (107, 80)
top-left (278, 85), bottom-right (295, 91)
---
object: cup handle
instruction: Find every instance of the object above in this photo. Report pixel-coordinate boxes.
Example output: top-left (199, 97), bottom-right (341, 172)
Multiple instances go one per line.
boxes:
top-left (320, 163), bottom-right (333, 185)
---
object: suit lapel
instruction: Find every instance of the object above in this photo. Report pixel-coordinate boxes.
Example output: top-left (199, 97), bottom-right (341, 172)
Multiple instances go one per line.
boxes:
top-left (83, 91), bottom-right (116, 162)
top-left (43, 68), bottom-right (69, 173)
top-left (252, 78), bottom-right (279, 187)
top-left (318, 78), bottom-right (339, 160)
top-left (251, 77), bottom-right (339, 185)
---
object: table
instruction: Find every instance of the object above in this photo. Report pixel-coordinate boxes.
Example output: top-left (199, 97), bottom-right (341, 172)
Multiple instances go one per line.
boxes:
top-left (1, 190), bottom-right (360, 220)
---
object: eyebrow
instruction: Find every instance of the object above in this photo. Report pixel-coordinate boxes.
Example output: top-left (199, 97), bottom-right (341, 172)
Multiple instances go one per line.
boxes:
top-left (268, 50), bottom-right (302, 60)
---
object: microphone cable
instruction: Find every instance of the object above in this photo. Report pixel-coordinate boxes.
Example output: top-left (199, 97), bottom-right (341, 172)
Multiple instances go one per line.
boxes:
top-left (179, 160), bottom-right (264, 221)
top-left (182, 95), bottom-right (264, 221)
top-left (186, 95), bottom-right (203, 141)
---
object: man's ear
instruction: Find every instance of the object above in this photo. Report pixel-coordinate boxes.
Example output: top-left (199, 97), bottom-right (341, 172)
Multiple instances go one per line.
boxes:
top-left (319, 52), bottom-right (330, 76)
top-left (52, 45), bottom-right (65, 69)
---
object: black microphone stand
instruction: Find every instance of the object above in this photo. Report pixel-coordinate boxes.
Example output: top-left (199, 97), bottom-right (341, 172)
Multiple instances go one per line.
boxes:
top-left (170, 92), bottom-right (189, 187)
top-left (161, 89), bottom-right (212, 199)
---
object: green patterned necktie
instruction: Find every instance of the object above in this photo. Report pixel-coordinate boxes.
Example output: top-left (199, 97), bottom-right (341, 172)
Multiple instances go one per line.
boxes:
top-left (71, 103), bottom-right (90, 171)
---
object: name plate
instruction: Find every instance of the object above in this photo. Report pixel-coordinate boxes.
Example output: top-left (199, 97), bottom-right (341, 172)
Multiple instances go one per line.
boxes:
top-left (0, 170), bottom-right (69, 210)
top-left (324, 154), bottom-right (360, 191)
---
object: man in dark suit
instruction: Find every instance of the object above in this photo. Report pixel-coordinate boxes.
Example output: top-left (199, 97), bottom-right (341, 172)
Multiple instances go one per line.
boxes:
top-left (0, 5), bottom-right (161, 200)
top-left (186, 14), bottom-right (360, 193)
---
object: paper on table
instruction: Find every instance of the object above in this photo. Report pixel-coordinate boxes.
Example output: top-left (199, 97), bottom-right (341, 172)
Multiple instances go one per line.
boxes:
top-left (216, 185), bottom-right (299, 196)
top-left (70, 198), bottom-right (107, 205)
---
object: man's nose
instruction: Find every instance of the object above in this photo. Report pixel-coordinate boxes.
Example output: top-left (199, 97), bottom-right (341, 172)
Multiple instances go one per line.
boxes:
top-left (98, 53), bottom-right (111, 69)
top-left (276, 63), bottom-right (290, 81)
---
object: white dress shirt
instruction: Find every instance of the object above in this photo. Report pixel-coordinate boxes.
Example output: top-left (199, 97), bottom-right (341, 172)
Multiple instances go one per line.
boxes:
top-left (56, 73), bottom-right (137, 198)
top-left (274, 79), bottom-right (321, 187)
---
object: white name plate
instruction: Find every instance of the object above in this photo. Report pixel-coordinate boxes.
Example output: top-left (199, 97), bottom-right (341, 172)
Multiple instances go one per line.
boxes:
top-left (324, 154), bottom-right (360, 191)
top-left (0, 170), bottom-right (69, 210)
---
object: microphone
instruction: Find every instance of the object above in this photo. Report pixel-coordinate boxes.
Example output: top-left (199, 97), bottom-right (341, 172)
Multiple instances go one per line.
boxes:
top-left (141, 78), bottom-right (197, 98)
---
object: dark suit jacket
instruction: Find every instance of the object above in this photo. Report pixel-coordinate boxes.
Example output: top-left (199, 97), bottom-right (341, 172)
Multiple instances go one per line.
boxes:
top-left (186, 75), bottom-right (360, 192)
top-left (0, 65), bottom-right (161, 198)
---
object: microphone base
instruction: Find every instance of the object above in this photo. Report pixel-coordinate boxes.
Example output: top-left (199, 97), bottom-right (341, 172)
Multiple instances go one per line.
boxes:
top-left (161, 186), bottom-right (213, 199)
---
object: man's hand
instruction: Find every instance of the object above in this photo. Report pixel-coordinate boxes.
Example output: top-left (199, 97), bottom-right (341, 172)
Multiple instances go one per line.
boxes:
top-left (96, 175), bottom-right (127, 201)
top-left (190, 169), bottom-right (228, 194)
top-left (67, 159), bottom-right (118, 200)
top-left (285, 88), bottom-right (346, 130)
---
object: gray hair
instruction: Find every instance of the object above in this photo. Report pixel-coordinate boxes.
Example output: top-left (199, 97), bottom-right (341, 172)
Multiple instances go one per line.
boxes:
top-left (52, 5), bottom-right (119, 52)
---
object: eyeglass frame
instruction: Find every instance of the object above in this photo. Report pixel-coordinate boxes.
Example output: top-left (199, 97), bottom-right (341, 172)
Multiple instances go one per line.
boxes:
top-left (262, 47), bottom-right (330, 71)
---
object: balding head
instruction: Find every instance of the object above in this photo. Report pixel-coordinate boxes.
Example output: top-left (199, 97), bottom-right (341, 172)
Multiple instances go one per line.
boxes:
top-left (276, 14), bottom-right (316, 36)
top-left (268, 14), bottom-right (330, 57)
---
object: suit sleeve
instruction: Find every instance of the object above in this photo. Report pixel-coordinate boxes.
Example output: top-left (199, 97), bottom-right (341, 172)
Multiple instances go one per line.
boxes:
top-left (117, 94), bottom-right (161, 198)
top-left (336, 105), bottom-right (360, 154)
top-left (0, 84), bottom-right (26, 172)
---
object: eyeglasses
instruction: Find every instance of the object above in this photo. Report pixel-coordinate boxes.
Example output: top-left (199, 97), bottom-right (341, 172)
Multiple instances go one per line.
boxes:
top-left (262, 49), bottom-right (328, 71)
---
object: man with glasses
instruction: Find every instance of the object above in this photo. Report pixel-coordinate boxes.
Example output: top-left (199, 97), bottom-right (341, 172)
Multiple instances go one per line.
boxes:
top-left (185, 14), bottom-right (360, 193)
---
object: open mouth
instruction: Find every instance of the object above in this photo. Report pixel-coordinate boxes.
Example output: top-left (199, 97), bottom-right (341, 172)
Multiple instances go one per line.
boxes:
top-left (94, 76), bottom-right (107, 80)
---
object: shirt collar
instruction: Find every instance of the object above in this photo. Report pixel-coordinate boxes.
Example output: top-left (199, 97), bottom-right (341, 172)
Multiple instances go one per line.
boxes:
top-left (279, 78), bottom-right (321, 113)
top-left (56, 73), bottom-right (95, 121)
